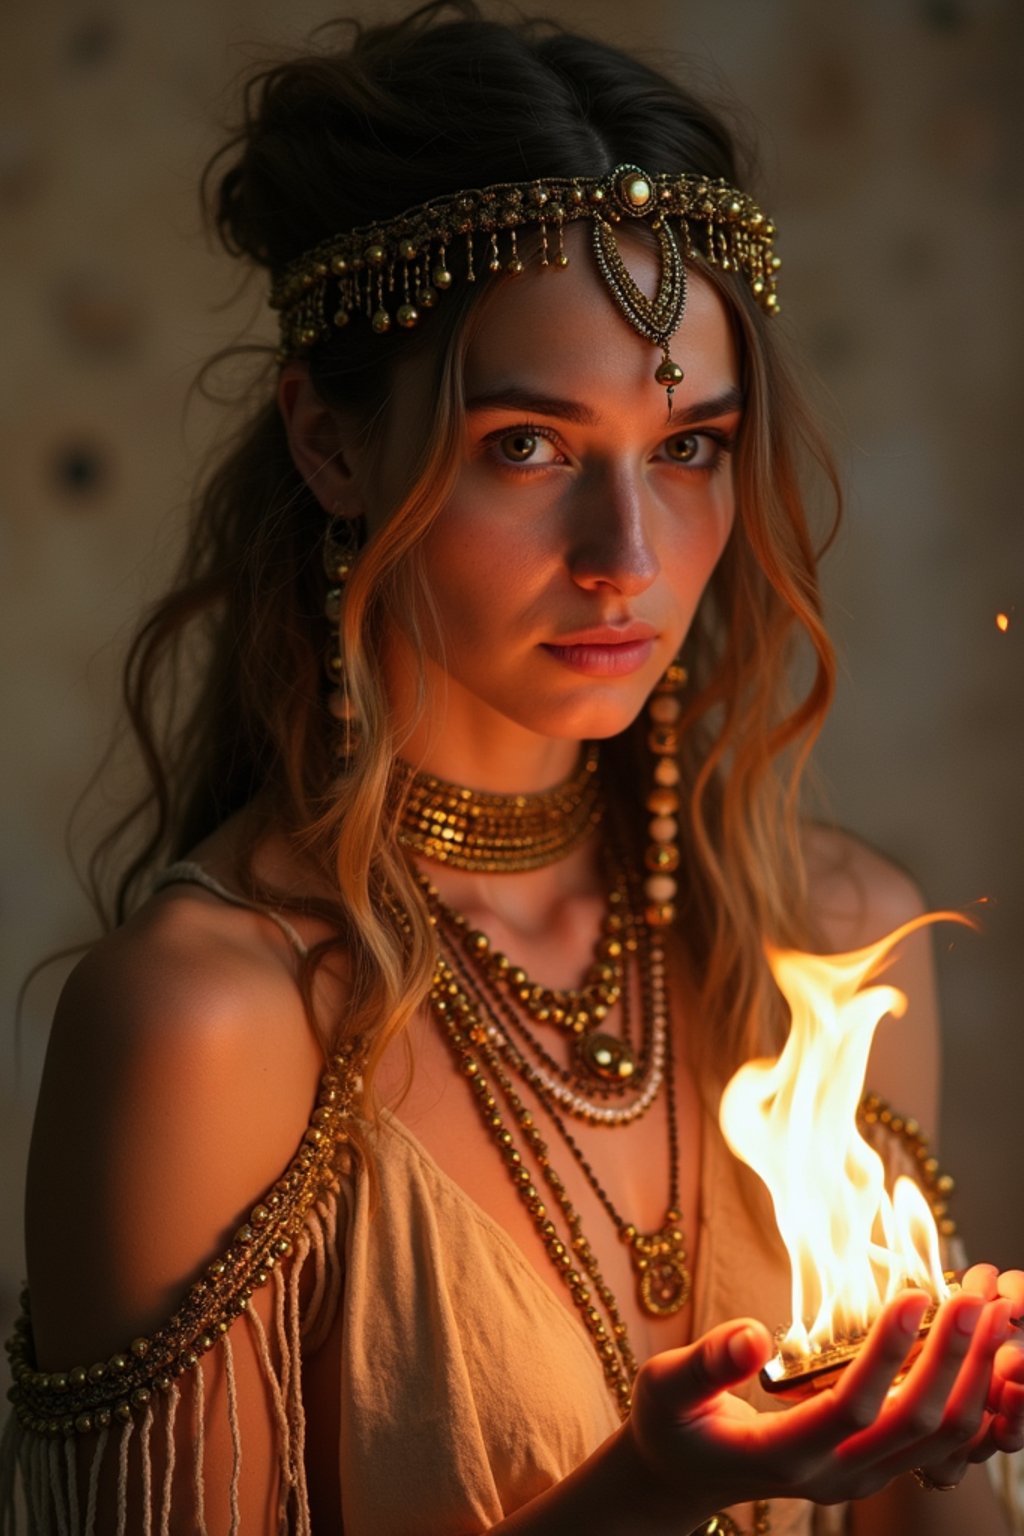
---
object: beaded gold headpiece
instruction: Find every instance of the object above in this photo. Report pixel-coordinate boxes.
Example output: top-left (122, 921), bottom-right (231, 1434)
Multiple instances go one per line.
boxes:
top-left (270, 163), bottom-right (780, 414)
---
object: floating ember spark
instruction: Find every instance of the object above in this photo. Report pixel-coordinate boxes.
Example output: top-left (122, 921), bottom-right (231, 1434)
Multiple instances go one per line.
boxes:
top-left (720, 912), bottom-right (972, 1396)
top-left (996, 612), bottom-right (1010, 633)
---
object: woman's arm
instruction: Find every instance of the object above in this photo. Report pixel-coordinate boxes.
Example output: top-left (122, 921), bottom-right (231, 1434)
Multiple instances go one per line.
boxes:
top-left (23, 886), bottom-right (327, 1535)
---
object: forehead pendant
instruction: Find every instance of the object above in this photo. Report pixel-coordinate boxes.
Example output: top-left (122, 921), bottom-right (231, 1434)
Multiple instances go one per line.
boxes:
top-left (591, 167), bottom-right (688, 421)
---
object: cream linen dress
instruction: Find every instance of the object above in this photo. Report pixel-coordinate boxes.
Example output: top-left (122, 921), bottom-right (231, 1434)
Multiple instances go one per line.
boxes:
top-left (4, 865), bottom-right (960, 1535)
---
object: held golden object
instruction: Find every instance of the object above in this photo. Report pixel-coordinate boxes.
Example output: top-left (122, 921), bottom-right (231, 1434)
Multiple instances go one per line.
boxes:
top-left (760, 1278), bottom-right (961, 1399)
top-left (756, 1094), bottom-right (961, 1402)
top-left (270, 163), bottom-right (781, 407)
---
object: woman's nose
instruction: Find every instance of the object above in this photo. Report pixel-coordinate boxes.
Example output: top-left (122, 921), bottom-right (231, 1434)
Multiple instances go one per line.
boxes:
top-left (566, 466), bottom-right (660, 597)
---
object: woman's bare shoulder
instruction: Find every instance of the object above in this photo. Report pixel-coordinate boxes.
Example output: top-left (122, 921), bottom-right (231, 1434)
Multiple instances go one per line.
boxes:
top-left (802, 821), bottom-right (941, 1130)
top-left (26, 877), bottom-right (326, 1367)
top-left (801, 821), bottom-right (927, 954)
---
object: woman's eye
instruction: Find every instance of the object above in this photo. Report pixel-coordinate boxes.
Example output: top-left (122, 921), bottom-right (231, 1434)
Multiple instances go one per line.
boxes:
top-left (665, 433), bottom-right (702, 464)
top-left (660, 431), bottom-right (731, 471)
top-left (501, 432), bottom-right (540, 462)
top-left (492, 429), bottom-right (560, 466)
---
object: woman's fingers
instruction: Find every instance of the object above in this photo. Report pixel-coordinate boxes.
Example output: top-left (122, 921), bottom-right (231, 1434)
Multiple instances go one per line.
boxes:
top-left (832, 1290), bottom-right (987, 1465)
top-left (960, 1263), bottom-right (999, 1300)
top-left (859, 1293), bottom-right (1008, 1488)
top-left (833, 1292), bottom-right (933, 1431)
top-left (986, 1376), bottom-right (1024, 1455)
top-left (911, 1298), bottom-right (1008, 1461)
top-left (976, 1336), bottom-right (1024, 1455)
top-left (637, 1319), bottom-right (773, 1423)
top-left (909, 1293), bottom-right (996, 1425)
top-left (995, 1268), bottom-right (1024, 1318)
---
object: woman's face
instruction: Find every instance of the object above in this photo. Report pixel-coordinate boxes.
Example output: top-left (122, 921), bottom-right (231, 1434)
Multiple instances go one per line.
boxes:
top-left (364, 226), bottom-right (741, 761)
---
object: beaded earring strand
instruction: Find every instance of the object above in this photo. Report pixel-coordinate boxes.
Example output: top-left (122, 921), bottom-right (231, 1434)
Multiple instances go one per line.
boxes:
top-left (323, 513), bottom-right (364, 761)
top-left (644, 658), bottom-right (687, 926)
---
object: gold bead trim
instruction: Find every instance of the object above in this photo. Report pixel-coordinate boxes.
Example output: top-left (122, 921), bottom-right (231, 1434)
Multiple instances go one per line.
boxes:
top-left (270, 165), bottom-right (780, 359)
top-left (396, 745), bottom-right (602, 872)
top-left (5, 1042), bottom-right (364, 1438)
top-left (858, 1092), bottom-right (958, 1239)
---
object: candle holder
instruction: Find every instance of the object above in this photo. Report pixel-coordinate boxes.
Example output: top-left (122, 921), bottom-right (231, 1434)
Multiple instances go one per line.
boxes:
top-left (759, 1277), bottom-right (961, 1401)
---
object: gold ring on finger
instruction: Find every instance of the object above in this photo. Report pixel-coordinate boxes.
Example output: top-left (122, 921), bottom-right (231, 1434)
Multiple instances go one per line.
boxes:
top-left (910, 1466), bottom-right (961, 1493)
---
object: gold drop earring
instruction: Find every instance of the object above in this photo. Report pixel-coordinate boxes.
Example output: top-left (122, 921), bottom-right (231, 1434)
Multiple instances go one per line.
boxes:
top-left (644, 658), bottom-right (687, 927)
top-left (323, 511), bottom-right (364, 762)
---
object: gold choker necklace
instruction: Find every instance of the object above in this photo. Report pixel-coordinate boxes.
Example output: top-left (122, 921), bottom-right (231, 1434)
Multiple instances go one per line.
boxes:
top-left (396, 745), bottom-right (602, 872)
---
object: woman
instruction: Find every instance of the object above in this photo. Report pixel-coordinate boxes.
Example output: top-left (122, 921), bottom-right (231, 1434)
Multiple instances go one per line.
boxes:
top-left (3, 4), bottom-right (1022, 1533)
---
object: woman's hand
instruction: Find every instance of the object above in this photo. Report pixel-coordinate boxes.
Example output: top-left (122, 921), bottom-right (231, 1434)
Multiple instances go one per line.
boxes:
top-left (899, 1264), bottom-right (1024, 1490)
top-left (627, 1281), bottom-right (1023, 1519)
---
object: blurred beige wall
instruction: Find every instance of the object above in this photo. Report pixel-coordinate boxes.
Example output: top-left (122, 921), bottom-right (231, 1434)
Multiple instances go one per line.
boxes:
top-left (2, 0), bottom-right (1021, 1382)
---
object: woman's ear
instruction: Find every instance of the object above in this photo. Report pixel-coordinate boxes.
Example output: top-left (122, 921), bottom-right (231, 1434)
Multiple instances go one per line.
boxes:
top-left (277, 362), bottom-right (365, 518)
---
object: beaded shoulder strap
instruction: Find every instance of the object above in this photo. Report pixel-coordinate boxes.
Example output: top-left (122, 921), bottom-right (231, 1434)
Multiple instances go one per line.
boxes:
top-left (153, 860), bottom-right (310, 959)
top-left (6, 1040), bottom-right (362, 1441)
top-left (858, 1092), bottom-right (957, 1242)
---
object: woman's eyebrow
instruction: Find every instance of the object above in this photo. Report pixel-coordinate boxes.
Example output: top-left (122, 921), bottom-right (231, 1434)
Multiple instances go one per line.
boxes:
top-left (464, 384), bottom-right (744, 426)
top-left (465, 387), bottom-right (599, 424)
top-left (671, 385), bottom-right (744, 425)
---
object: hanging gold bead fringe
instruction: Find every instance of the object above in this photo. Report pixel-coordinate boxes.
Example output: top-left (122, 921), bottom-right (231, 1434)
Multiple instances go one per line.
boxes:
top-left (270, 163), bottom-right (782, 424)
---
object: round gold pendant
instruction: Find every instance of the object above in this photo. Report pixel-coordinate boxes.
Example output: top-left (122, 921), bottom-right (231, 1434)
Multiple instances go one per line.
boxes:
top-left (577, 1031), bottom-right (636, 1083)
top-left (638, 1252), bottom-right (691, 1317)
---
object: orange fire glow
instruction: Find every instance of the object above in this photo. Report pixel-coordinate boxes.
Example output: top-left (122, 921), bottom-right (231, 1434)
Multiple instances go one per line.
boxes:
top-left (720, 914), bottom-right (968, 1368)
top-left (996, 612), bottom-right (1010, 633)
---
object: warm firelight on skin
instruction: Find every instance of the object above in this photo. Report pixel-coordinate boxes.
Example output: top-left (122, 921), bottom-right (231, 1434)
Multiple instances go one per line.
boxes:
top-left (720, 913), bottom-right (973, 1371)
top-left (996, 612), bottom-right (1010, 633)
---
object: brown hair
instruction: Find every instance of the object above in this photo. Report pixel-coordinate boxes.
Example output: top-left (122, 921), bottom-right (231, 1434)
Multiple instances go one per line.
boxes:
top-left (91, 0), bottom-right (839, 1105)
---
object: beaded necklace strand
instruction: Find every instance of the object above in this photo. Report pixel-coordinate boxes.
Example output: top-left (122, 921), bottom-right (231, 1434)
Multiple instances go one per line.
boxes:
top-left (421, 866), bottom-right (667, 1125)
top-left (420, 917), bottom-right (771, 1535)
top-left (423, 876), bottom-right (692, 1318)
top-left (394, 752), bottom-right (771, 1533)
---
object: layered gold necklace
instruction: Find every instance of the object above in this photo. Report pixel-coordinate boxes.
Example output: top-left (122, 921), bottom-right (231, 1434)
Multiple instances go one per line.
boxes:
top-left (422, 853), bottom-right (668, 1123)
top-left (395, 752), bottom-right (770, 1535)
top-left (398, 755), bottom-right (691, 1321)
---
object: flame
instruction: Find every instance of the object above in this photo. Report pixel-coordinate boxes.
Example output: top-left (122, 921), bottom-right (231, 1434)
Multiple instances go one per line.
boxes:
top-left (719, 913), bottom-right (969, 1364)
top-left (996, 612), bottom-right (1010, 632)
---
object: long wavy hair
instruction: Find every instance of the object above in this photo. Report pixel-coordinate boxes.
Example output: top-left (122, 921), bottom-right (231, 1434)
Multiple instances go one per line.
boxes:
top-left (89, 0), bottom-right (839, 1110)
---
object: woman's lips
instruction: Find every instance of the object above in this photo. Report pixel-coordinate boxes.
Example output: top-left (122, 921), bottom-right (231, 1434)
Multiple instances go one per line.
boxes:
top-left (540, 636), bottom-right (656, 676)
